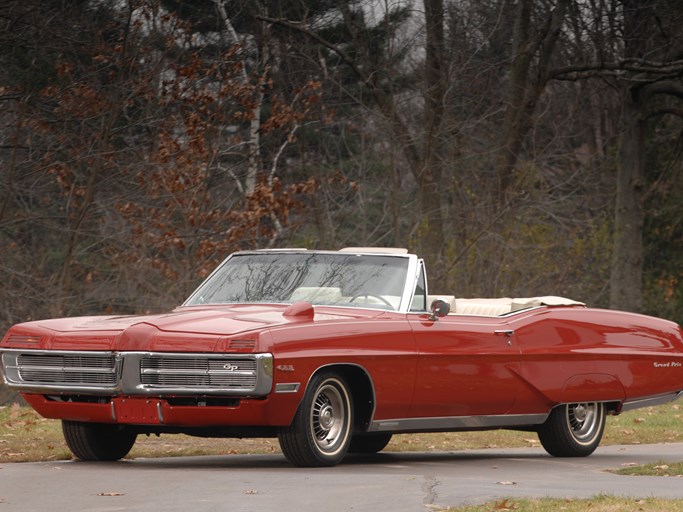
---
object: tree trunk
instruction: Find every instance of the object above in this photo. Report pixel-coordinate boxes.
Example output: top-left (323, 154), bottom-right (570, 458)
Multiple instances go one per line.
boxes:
top-left (609, 87), bottom-right (645, 312)
top-left (418, 0), bottom-right (446, 270)
top-left (495, 0), bottom-right (568, 201)
top-left (214, 0), bottom-right (263, 196)
top-left (608, 0), bottom-right (653, 312)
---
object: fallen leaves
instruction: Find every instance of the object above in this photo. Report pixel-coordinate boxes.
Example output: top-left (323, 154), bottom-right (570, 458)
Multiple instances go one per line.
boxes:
top-left (493, 498), bottom-right (518, 510)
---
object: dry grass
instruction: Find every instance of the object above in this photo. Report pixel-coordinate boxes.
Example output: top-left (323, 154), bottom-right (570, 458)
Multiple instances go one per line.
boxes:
top-left (0, 404), bottom-right (280, 462)
top-left (446, 496), bottom-right (683, 512)
top-left (1, 402), bottom-right (681, 463)
top-left (613, 461), bottom-right (683, 477)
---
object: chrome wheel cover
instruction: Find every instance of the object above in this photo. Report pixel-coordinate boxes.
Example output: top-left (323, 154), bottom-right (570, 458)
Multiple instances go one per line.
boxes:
top-left (310, 380), bottom-right (349, 455)
top-left (565, 402), bottom-right (602, 444)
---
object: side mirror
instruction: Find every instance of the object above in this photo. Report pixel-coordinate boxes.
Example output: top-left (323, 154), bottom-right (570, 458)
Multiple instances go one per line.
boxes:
top-left (429, 298), bottom-right (450, 321)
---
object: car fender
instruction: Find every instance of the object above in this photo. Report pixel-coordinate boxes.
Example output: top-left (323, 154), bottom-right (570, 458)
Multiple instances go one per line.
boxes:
top-left (559, 373), bottom-right (626, 404)
top-left (284, 362), bottom-right (378, 428)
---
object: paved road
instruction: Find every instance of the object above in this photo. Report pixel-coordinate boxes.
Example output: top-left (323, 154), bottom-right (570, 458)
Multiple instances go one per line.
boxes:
top-left (2, 443), bottom-right (683, 511)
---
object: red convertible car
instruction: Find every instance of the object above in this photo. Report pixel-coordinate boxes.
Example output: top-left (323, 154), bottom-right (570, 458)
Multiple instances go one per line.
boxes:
top-left (1, 248), bottom-right (682, 467)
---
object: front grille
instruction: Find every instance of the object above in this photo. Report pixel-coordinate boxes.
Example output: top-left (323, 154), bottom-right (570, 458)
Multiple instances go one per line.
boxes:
top-left (18, 353), bottom-right (115, 370)
top-left (1, 349), bottom-right (272, 397)
top-left (140, 356), bottom-right (258, 389)
top-left (20, 370), bottom-right (115, 385)
top-left (2, 351), bottom-right (118, 390)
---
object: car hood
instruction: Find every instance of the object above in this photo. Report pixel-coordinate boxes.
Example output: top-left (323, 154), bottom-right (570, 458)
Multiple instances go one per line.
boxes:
top-left (25, 304), bottom-right (387, 336)
top-left (2, 304), bottom-right (390, 352)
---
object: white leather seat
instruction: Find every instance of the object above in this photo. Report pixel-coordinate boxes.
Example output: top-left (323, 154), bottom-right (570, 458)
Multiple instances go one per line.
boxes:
top-left (454, 298), bottom-right (513, 316)
top-left (290, 287), bottom-right (343, 303)
top-left (426, 295), bottom-right (584, 316)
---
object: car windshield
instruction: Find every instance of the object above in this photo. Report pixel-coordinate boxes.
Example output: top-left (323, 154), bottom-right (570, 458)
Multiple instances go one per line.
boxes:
top-left (185, 252), bottom-right (410, 311)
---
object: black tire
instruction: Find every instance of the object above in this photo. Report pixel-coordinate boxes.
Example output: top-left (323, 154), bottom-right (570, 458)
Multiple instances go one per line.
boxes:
top-left (348, 433), bottom-right (393, 454)
top-left (62, 420), bottom-right (137, 461)
top-left (537, 402), bottom-right (605, 457)
top-left (278, 372), bottom-right (353, 467)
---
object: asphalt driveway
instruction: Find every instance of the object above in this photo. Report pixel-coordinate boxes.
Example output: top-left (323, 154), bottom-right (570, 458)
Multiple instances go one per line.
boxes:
top-left (2, 443), bottom-right (683, 511)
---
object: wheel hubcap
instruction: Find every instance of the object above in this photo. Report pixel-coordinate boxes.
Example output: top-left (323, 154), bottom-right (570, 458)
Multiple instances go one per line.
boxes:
top-left (573, 404), bottom-right (587, 422)
top-left (567, 402), bottom-right (600, 442)
top-left (311, 382), bottom-right (348, 454)
top-left (319, 404), bottom-right (335, 429)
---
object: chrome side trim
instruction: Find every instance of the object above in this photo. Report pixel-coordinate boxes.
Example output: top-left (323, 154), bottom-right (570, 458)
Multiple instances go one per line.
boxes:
top-left (367, 413), bottom-right (550, 433)
top-left (275, 383), bottom-right (300, 393)
top-left (620, 391), bottom-right (683, 413)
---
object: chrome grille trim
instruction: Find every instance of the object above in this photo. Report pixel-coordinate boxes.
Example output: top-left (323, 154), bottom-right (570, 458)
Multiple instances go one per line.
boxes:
top-left (1, 350), bottom-right (121, 393)
top-left (0, 349), bottom-right (273, 397)
top-left (135, 353), bottom-right (268, 394)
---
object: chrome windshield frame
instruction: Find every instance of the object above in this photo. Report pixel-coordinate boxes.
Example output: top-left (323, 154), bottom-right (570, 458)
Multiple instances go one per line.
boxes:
top-left (182, 249), bottom-right (420, 314)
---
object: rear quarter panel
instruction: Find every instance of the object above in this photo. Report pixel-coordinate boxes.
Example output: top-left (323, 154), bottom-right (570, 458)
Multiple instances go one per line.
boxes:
top-left (509, 307), bottom-right (683, 412)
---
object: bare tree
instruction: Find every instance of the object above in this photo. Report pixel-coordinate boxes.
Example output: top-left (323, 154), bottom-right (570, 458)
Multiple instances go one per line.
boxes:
top-left (495, 0), bottom-right (569, 201)
top-left (258, 0), bottom-right (451, 272)
top-left (551, 0), bottom-right (683, 312)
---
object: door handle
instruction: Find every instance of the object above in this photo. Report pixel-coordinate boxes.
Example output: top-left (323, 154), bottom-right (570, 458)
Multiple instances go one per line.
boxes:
top-left (494, 330), bottom-right (514, 337)
top-left (495, 330), bottom-right (514, 346)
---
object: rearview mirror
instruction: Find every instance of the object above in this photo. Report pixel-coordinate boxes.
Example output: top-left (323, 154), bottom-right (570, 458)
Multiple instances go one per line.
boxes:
top-left (429, 298), bottom-right (450, 321)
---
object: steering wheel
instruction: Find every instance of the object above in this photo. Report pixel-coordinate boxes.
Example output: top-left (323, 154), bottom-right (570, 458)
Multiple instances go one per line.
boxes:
top-left (349, 293), bottom-right (394, 309)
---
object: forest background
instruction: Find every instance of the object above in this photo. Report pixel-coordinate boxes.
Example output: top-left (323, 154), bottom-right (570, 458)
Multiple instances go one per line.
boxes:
top-left (0, 0), bottom-right (682, 403)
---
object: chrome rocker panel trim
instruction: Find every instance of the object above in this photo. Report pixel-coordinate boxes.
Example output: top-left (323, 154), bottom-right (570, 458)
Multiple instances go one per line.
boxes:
top-left (367, 413), bottom-right (550, 433)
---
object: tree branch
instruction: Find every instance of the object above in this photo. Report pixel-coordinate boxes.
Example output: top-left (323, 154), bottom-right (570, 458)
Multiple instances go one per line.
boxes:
top-left (551, 58), bottom-right (683, 81)
top-left (256, 13), bottom-right (423, 174)
top-left (642, 80), bottom-right (683, 100)
top-left (646, 107), bottom-right (683, 120)
top-left (536, 0), bottom-right (569, 84)
top-left (256, 15), bottom-right (368, 85)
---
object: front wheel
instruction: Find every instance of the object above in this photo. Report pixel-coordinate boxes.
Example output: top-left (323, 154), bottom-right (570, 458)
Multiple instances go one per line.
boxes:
top-left (62, 421), bottom-right (137, 461)
top-left (278, 372), bottom-right (353, 467)
top-left (537, 402), bottom-right (605, 457)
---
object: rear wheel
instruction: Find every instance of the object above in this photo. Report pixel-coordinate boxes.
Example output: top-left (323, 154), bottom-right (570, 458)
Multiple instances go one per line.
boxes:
top-left (537, 402), bottom-right (605, 457)
top-left (62, 421), bottom-right (137, 461)
top-left (348, 433), bottom-right (393, 454)
top-left (278, 372), bottom-right (353, 467)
